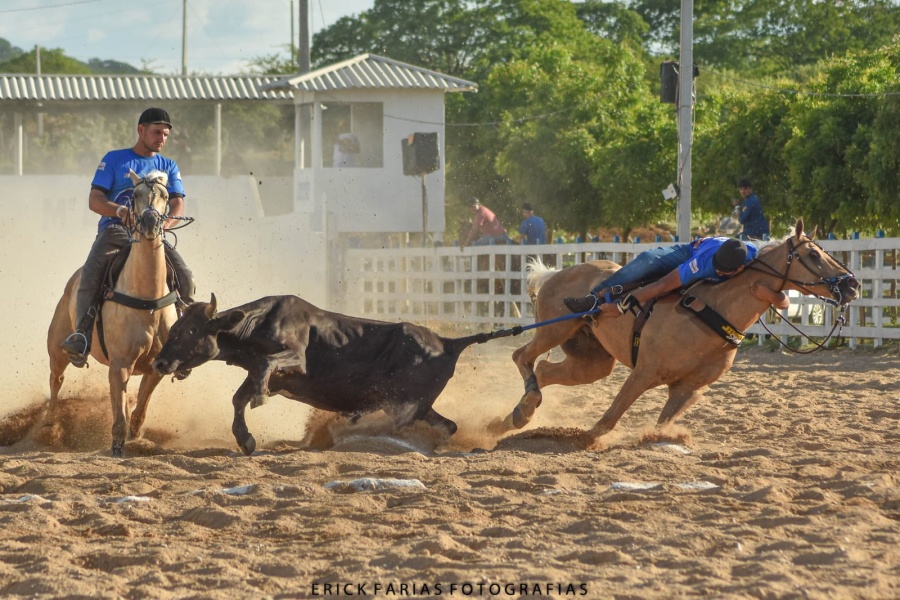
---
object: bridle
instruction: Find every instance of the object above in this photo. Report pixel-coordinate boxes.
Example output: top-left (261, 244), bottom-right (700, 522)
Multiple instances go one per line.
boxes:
top-left (746, 236), bottom-right (855, 307)
top-left (124, 176), bottom-right (194, 245)
top-left (744, 236), bottom-right (855, 353)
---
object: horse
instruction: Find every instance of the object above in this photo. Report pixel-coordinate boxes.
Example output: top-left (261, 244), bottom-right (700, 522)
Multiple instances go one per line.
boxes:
top-left (47, 169), bottom-right (179, 456)
top-left (494, 218), bottom-right (860, 444)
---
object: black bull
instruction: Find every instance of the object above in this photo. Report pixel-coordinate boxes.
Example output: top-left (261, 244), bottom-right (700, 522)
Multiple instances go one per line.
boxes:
top-left (152, 294), bottom-right (498, 455)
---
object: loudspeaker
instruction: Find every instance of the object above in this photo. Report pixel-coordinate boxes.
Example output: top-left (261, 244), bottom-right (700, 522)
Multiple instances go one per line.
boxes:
top-left (660, 61), bottom-right (700, 104)
top-left (660, 61), bottom-right (678, 104)
top-left (401, 132), bottom-right (439, 176)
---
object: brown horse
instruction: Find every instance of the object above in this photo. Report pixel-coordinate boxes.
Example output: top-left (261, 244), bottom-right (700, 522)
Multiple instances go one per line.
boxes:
top-left (496, 219), bottom-right (860, 442)
top-left (47, 170), bottom-right (179, 456)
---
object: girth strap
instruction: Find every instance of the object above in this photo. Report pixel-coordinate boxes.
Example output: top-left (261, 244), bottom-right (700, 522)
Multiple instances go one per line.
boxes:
top-left (104, 289), bottom-right (179, 311)
top-left (679, 295), bottom-right (745, 346)
top-left (630, 297), bottom-right (657, 367)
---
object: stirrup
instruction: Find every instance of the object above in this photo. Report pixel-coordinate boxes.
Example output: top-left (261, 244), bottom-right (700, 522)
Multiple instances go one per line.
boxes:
top-left (61, 332), bottom-right (89, 368)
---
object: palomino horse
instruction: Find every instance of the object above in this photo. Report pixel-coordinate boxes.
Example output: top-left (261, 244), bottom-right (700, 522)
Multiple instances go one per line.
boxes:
top-left (496, 219), bottom-right (859, 442)
top-left (47, 170), bottom-right (179, 456)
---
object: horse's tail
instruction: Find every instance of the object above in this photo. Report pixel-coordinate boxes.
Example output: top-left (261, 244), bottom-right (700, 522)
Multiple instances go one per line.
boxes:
top-left (525, 256), bottom-right (559, 307)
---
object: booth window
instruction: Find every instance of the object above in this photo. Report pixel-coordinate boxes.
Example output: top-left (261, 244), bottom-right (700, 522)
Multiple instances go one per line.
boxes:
top-left (322, 103), bottom-right (383, 168)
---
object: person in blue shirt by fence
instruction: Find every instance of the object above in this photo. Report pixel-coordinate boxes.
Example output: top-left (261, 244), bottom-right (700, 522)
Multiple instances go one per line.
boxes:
top-left (733, 178), bottom-right (770, 240)
top-left (518, 203), bottom-right (547, 245)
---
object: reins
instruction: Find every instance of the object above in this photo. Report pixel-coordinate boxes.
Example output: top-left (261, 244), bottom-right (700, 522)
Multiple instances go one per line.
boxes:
top-left (743, 236), bottom-right (851, 353)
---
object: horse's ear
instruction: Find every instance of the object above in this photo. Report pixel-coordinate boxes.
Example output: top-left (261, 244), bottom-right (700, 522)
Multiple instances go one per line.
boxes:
top-left (795, 218), bottom-right (804, 239)
top-left (127, 168), bottom-right (140, 186)
top-left (808, 225), bottom-right (818, 240)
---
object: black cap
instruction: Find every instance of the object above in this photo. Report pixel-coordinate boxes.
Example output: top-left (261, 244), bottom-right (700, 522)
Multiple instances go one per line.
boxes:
top-left (522, 203), bottom-right (533, 212)
top-left (738, 178), bottom-right (752, 188)
top-left (468, 197), bottom-right (480, 206)
top-left (713, 239), bottom-right (748, 272)
top-left (138, 107), bottom-right (173, 128)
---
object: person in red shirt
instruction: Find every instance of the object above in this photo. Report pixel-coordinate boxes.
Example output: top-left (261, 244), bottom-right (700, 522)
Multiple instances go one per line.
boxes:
top-left (461, 197), bottom-right (510, 248)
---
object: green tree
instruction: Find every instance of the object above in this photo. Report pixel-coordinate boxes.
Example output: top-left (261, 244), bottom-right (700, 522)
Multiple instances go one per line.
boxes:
top-left (0, 47), bottom-right (92, 74)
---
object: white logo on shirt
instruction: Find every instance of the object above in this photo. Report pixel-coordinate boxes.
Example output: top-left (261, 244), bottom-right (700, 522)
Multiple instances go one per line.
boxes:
top-left (97, 161), bottom-right (106, 171)
top-left (689, 259), bottom-right (700, 274)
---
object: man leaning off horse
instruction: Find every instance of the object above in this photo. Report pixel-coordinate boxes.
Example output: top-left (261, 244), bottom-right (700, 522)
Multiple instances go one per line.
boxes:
top-left (61, 107), bottom-right (196, 367)
top-left (563, 236), bottom-right (790, 317)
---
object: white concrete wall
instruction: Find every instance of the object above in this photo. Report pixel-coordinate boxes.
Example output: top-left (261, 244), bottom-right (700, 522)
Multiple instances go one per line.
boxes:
top-left (295, 89), bottom-right (447, 235)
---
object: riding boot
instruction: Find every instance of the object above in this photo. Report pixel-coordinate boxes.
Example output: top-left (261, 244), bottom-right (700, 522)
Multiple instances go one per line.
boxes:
top-left (164, 241), bottom-right (195, 308)
top-left (60, 306), bottom-right (98, 368)
top-left (563, 285), bottom-right (624, 314)
top-left (563, 293), bottom-right (600, 313)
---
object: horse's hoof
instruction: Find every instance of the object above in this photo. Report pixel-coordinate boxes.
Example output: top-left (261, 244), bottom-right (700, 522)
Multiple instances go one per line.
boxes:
top-left (238, 435), bottom-right (257, 456)
top-left (486, 415), bottom-right (514, 436)
top-left (111, 442), bottom-right (124, 458)
top-left (511, 405), bottom-right (531, 429)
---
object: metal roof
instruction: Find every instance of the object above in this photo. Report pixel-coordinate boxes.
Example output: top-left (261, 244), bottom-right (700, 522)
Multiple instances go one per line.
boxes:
top-left (264, 54), bottom-right (477, 93)
top-left (0, 74), bottom-right (293, 102)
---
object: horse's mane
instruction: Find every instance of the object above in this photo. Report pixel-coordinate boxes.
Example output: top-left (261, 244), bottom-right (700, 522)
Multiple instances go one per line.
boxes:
top-left (525, 256), bottom-right (558, 304)
top-left (142, 170), bottom-right (168, 186)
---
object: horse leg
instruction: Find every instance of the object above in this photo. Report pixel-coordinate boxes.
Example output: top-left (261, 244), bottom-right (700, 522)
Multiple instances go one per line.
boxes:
top-left (108, 363), bottom-right (132, 457)
top-left (535, 328), bottom-right (616, 387)
top-left (657, 382), bottom-right (705, 428)
top-left (589, 369), bottom-right (657, 439)
top-left (129, 371), bottom-right (164, 439)
top-left (491, 321), bottom-right (583, 435)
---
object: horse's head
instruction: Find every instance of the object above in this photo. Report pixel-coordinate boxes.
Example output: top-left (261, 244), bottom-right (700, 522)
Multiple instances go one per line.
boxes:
top-left (757, 218), bottom-right (859, 306)
top-left (127, 168), bottom-right (170, 240)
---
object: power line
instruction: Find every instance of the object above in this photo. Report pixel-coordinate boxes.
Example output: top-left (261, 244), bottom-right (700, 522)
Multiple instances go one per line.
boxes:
top-left (0, 0), bottom-right (102, 14)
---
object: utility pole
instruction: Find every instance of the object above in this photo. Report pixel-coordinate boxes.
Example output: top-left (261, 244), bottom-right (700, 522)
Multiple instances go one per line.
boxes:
top-left (36, 45), bottom-right (43, 136)
top-left (181, 0), bottom-right (188, 76)
top-left (299, 0), bottom-right (310, 73)
top-left (676, 0), bottom-right (694, 242)
top-left (291, 1), bottom-right (296, 68)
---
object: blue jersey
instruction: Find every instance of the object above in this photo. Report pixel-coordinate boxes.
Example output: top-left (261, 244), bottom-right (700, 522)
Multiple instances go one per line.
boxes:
top-left (518, 215), bottom-right (547, 245)
top-left (92, 148), bottom-right (185, 233)
top-left (678, 237), bottom-right (758, 284)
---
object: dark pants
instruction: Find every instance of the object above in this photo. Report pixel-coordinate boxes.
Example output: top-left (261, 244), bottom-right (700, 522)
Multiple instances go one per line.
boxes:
top-left (73, 225), bottom-right (195, 330)
top-left (589, 243), bottom-right (693, 297)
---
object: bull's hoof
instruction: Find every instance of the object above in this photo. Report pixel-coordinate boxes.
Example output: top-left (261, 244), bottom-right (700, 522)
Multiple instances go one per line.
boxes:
top-left (111, 441), bottom-right (125, 457)
top-left (173, 369), bottom-right (192, 381)
top-left (238, 435), bottom-right (257, 456)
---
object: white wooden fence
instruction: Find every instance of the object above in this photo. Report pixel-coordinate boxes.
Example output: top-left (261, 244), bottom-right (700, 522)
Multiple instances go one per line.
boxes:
top-left (343, 238), bottom-right (900, 349)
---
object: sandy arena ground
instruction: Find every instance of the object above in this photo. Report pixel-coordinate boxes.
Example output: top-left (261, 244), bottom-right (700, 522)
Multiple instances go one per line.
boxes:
top-left (1, 334), bottom-right (898, 599)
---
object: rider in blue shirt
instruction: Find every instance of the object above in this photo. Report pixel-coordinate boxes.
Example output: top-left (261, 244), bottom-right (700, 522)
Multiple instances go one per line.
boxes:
top-left (563, 237), bottom-right (757, 316)
top-left (61, 108), bottom-right (196, 367)
top-left (518, 203), bottom-right (547, 245)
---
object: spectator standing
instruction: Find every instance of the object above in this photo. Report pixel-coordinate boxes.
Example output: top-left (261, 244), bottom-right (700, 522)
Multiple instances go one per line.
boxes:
top-left (733, 178), bottom-right (770, 240)
top-left (518, 203), bottom-right (547, 245)
top-left (461, 197), bottom-right (510, 248)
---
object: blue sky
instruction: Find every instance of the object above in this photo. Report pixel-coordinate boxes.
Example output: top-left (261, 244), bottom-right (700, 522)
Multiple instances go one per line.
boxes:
top-left (0, 0), bottom-right (376, 75)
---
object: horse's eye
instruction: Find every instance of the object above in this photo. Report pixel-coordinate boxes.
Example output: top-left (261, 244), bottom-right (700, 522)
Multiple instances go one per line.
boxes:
top-left (809, 250), bottom-right (821, 261)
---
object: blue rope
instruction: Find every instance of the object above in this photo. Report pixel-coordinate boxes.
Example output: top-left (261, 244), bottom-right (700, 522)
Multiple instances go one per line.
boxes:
top-left (473, 307), bottom-right (600, 344)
